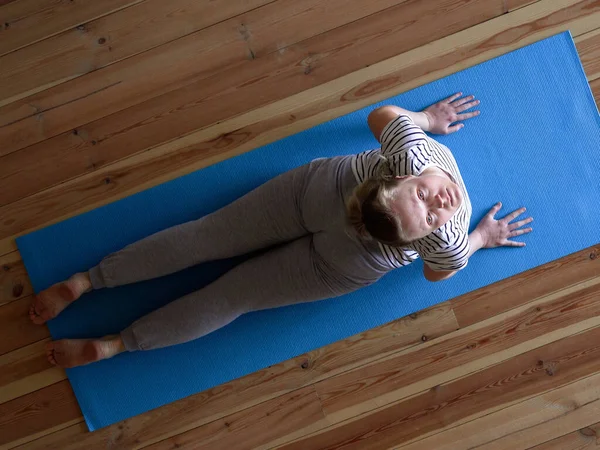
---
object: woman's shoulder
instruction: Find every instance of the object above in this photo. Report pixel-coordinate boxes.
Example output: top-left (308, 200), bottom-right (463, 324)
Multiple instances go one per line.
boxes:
top-left (350, 148), bottom-right (384, 183)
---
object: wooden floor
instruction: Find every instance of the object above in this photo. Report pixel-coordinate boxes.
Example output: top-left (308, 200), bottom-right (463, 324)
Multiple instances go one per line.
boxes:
top-left (1, 0), bottom-right (600, 448)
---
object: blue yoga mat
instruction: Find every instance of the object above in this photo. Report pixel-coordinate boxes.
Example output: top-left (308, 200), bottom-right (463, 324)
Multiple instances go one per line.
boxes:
top-left (17, 31), bottom-right (600, 431)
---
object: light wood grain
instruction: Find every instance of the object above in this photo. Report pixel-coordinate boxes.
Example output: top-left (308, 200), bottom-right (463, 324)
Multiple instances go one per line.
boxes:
top-left (591, 72), bottom-right (600, 105)
top-left (483, 399), bottom-right (600, 450)
top-left (0, 250), bottom-right (32, 306)
top-left (576, 27), bottom-right (600, 80)
top-left (313, 278), bottom-right (600, 425)
top-left (507, 0), bottom-right (542, 12)
top-left (0, 239), bottom-right (16, 259)
top-left (147, 386), bottom-right (328, 450)
top-left (279, 325), bottom-right (600, 449)
top-left (399, 372), bottom-right (600, 449)
top-left (0, 0), bottom-right (143, 57)
top-left (3, 1), bottom-right (600, 448)
top-left (0, 0), bottom-right (406, 156)
top-left (0, 304), bottom-right (457, 449)
top-left (0, 0), bottom-right (274, 107)
top-left (1, 0), bottom-right (596, 251)
top-left (19, 279), bottom-right (600, 449)
top-left (3, 420), bottom-right (84, 450)
top-left (0, 339), bottom-right (63, 404)
top-left (451, 245), bottom-right (600, 328)
top-left (0, 0), bottom-right (504, 207)
top-left (529, 421), bottom-right (600, 449)
top-left (0, 296), bottom-right (49, 356)
top-left (36, 276), bottom-right (596, 450)
top-left (0, 380), bottom-right (81, 448)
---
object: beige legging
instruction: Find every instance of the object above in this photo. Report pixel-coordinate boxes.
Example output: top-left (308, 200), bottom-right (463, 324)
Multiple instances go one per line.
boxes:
top-left (88, 155), bottom-right (392, 351)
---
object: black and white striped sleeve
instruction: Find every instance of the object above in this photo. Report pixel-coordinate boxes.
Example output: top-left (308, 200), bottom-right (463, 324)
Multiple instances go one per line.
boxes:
top-left (380, 115), bottom-right (429, 176)
top-left (422, 233), bottom-right (470, 272)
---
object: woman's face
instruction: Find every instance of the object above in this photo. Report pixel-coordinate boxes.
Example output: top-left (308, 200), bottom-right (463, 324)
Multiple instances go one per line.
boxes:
top-left (389, 174), bottom-right (462, 241)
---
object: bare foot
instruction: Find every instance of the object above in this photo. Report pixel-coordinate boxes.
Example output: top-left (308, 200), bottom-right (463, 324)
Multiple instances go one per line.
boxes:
top-left (29, 272), bottom-right (92, 325)
top-left (46, 335), bottom-right (125, 368)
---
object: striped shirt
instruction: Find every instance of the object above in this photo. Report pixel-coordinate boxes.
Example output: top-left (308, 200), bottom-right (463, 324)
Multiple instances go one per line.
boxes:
top-left (351, 114), bottom-right (472, 272)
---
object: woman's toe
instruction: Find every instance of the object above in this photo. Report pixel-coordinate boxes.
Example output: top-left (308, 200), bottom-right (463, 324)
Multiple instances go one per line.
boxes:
top-left (31, 301), bottom-right (50, 324)
top-left (32, 311), bottom-right (45, 325)
top-left (46, 343), bottom-right (56, 364)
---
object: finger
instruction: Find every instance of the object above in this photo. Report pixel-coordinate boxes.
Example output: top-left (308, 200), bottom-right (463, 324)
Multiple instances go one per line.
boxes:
top-left (452, 95), bottom-right (475, 107)
top-left (455, 100), bottom-right (480, 112)
top-left (508, 217), bottom-right (533, 230)
top-left (486, 202), bottom-right (502, 218)
top-left (443, 92), bottom-right (463, 103)
top-left (504, 207), bottom-right (527, 223)
top-left (446, 123), bottom-right (464, 133)
top-left (456, 111), bottom-right (481, 120)
top-left (508, 227), bottom-right (533, 238)
top-left (503, 239), bottom-right (526, 247)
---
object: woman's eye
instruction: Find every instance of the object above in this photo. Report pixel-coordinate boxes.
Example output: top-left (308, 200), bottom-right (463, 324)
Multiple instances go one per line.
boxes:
top-left (427, 214), bottom-right (433, 225)
top-left (418, 190), bottom-right (425, 200)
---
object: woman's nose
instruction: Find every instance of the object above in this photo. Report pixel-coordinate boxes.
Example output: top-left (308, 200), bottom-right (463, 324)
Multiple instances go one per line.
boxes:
top-left (435, 194), bottom-right (445, 208)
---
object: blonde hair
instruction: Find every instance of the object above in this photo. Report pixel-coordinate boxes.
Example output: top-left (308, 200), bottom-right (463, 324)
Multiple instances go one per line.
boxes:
top-left (345, 156), bottom-right (412, 246)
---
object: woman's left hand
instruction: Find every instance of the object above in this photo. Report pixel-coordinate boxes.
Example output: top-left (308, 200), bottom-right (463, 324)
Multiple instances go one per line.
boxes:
top-left (422, 92), bottom-right (481, 135)
top-left (474, 203), bottom-right (533, 249)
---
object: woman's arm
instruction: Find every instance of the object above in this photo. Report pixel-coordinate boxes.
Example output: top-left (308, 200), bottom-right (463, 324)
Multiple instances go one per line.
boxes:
top-left (367, 93), bottom-right (480, 142)
top-left (423, 264), bottom-right (457, 282)
top-left (423, 203), bottom-right (533, 282)
top-left (368, 106), bottom-right (430, 142)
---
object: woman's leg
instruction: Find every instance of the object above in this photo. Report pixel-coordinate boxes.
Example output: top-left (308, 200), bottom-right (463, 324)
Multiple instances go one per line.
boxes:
top-left (32, 163), bottom-right (314, 324)
top-left (121, 234), bottom-right (369, 351)
top-left (90, 163), bottom-right (314, 289)
top-left (47, 234), bottom-right (381, 367)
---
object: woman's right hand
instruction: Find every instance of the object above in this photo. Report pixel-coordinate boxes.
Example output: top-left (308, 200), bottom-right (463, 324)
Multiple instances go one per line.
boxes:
top-left (422, 92), bottom-right (480, 135)
top-left (474, 202), bottom-right (533, 248)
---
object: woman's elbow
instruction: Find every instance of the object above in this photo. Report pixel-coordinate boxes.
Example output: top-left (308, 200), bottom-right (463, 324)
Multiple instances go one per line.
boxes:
top-left (423, 266), bottom-right (457, 282)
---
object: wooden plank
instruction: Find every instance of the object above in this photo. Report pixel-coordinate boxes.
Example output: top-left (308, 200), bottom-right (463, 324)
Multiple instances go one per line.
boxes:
top-left (529, 421), bottom-right (600, 449)
top-left (0, 296), bottom-right (49, 357)
top-left (0, 0), bottom-right (143, 57)
top-left (481, 399), bottom-right (600, 449)
top-left (119, 283), bottom-right (600, 448)
top-left (0, 250), bottom-right (32, 307)
top-left (0, 0), bottom-right (504, 207)
top-left (0, 0), bottom-right (597, 247)
top-left (0, 0), bottom-right (405, 155)
top-left (0, 380), bottom-right (81, 448)
top-left (0, 303), bottom-right (455, 408)
top-left (576, 27), bottom-right (600, 80)
top-left (507, 0), bottom-right (542, 11)
top-left (4, 420), bottom-right (86, 450)
top-left (279, 326), bottom-right (600, 450)
top-left (2, 304), bottom-right (457, 449)
top-left (6, 251), bottom-right (598, 408)
top-left (0, 0), bottom-right (275, 106)
top-left (0, 339), bottom-right (63, 404)
top-left (398, 372), bottom-right (600, 449)
top-left (451, 245), bottom-right (600, 328)
top-left (5, 258), bottom-right (595, 448)
top-left (591, 75), bottom-right (600, 106)
top-left (314, 279), bottom-right (600, 425)
top-left (2, 4), bottom-right (599, 450)
top-left (146, 386), bottom-right (328, 450)
top-left (0, 238), bottom-right (16, 259)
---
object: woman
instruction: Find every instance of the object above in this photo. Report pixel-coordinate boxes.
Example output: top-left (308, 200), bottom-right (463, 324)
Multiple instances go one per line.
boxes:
top-left (30, 93), bottom-right (533, 368)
